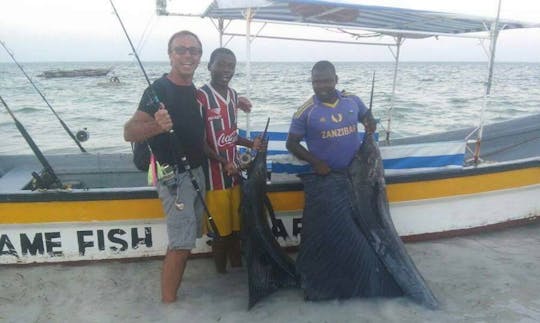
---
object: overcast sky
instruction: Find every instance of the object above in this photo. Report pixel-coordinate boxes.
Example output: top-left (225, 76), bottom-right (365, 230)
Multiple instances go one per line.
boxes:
top-left (1, 0), bottom-right (539, 62)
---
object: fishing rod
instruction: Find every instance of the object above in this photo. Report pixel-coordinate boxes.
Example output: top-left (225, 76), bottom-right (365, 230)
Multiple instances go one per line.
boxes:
top-left (369, 72), bottom-right (375, 111)
top-left (179, 156), bottom-right (220, 239)
top-left (0, 41), bottom-right (87, 153)
top-left (109, 0), bottom-right (177, 134)
top-left (0, 95), bottom-right (63, 189)
top-left (108, 0), bottom-right (159, 105)
top-left (108, 0), bottom-right (221, 238)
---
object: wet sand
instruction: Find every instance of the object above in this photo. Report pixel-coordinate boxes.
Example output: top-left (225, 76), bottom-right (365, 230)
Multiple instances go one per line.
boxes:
top-left (1, 222), bottom-right (539, 323)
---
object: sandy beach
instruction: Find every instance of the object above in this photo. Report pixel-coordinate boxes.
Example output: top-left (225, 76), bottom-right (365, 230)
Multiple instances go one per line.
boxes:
top-left (1, 222), bottom-right (539, 323)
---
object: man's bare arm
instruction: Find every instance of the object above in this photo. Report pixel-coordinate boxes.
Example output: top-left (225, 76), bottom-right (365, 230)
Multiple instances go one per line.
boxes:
top-left (203, 140), bottom-right (239, 176)
top-left (286, 133), bottom-right (330, 175)
top-left (124, 105), bottom-right (171, 142)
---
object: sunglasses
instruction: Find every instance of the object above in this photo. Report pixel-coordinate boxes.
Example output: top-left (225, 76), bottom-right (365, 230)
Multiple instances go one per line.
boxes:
top-left (172, 46), bottom-right (202, 56)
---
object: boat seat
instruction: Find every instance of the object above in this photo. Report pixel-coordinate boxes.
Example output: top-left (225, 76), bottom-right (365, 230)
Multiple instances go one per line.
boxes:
top-left (0, 166), bottom-right (35, 193)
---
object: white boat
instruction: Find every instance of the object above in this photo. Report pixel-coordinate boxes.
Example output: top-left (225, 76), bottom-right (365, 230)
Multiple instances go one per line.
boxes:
top-left (0, 0), bottom-right (538, 264)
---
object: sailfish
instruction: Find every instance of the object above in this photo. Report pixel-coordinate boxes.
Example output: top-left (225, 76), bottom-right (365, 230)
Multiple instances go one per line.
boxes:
top-left (240, 74), bottom-right (438, 309)
top-left (240, 119), bottom-right (300, 309)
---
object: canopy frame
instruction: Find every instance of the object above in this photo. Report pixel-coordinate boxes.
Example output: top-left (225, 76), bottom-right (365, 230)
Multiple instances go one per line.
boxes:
top-left (157, 0), bottom-right (539, 162)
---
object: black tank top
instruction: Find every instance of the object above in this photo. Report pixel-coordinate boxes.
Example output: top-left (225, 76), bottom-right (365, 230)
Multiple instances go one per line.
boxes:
top-left (138, 75), bottom-right (205, 171)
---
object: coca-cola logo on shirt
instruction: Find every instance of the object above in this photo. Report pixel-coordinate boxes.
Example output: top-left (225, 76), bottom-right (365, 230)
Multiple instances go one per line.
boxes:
top-left (217, 130), bottom-right (238, 148)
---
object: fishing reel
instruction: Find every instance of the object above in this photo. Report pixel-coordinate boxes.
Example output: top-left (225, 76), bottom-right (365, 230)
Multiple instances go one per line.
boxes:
top-left (238, 151), bottom-right (253, 170)
top-left (236, 151), bottom-right (252, 181)
top-left (76, 128), bottom-right (90, 142)
top-left (31, 171), bottom-right (62, 191)
top-left (161, 164), bottom-right (177, 188)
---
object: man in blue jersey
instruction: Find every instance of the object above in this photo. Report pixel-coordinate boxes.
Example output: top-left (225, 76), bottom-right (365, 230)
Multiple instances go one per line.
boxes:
top-left (286, 60), bottom-right (375, 174)
top-left (286, 60), bottom-right (379, 301)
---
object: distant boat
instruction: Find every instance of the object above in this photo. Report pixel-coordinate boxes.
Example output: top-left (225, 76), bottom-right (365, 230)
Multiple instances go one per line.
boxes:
top-left (38, 68), bottom-right (112, 78)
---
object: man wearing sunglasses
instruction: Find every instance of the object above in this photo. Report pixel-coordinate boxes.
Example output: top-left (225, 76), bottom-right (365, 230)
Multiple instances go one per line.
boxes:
top-left (124, 30), bottom-right (205, 303)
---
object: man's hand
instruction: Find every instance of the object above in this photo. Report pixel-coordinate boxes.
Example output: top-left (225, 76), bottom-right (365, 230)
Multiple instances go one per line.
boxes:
top-left (252, 137), bottom-right (267, 152)
top-left (362, 111), bottom-right (377, 134)
top-left (154, 103), bottom-right (173, 132)
top-left (313, 159), bottom-right (331, 176)
top-left (223, 161), bottom-right (239, 176)
top-left (286, 132), bottom-right (330, 175)
top-left (238, 96), bottom-right (252, 113)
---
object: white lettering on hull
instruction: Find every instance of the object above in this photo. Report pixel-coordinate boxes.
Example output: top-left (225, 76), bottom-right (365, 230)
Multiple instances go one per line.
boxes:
top-left (0, 216), bottom-right (304, 264)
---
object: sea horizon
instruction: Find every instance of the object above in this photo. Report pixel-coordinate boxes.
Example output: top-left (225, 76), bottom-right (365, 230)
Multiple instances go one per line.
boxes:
top-left (2, 60), bottom-right (540, 64)
top-left (1, 61), bottom-right (539, 155)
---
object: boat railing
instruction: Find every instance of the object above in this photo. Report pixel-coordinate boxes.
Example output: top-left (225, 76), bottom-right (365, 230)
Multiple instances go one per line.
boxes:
top-left (239, 128), bottom-right (467, 180)
top-left (464, 126), bottom-right (482, 163)
top-left (0, 153), bottom-right (148, 192)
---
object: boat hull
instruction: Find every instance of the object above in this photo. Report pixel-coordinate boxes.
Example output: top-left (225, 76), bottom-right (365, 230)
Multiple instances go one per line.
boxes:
top-left (1, 157), bottom-right (538, 264)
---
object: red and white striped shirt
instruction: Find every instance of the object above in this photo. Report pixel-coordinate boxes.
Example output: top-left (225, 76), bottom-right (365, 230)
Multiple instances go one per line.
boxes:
top-left (197, 83), bottom-right (239, 190)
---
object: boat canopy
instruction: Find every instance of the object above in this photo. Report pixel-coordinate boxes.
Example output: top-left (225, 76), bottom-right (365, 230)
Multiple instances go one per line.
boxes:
top-left (198, 0), bottom-right (538, 38)
top-left (156, 0), bottom-right (539, 157)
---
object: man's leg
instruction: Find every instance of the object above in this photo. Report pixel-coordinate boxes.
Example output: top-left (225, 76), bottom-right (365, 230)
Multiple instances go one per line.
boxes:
top-left (161, 248), bottom-right (190, 303)
top-left (228, 231), bottom-right (242, 268)
top-left (158, 168), bottom-right (205, 302)
top-left (211, 237), bottom-right (229, 273)
top-left (206, 187), bottom-right (232, 273)
top-left (229, 185), bottom-right (243, 268)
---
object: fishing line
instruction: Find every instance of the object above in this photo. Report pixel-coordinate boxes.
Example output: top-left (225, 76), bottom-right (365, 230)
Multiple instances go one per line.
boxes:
top-left (0, 40), bottom-right (87, 153)
top-left (135, 15), bottom-right (156, 55)
top-left (108, 0), bottom-right (221, 238)
top-left (108, 0), bottom-right (157, 99)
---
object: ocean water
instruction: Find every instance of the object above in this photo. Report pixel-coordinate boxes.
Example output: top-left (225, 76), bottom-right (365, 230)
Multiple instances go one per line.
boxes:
top-left (0, 61), bottom-right (539, 154)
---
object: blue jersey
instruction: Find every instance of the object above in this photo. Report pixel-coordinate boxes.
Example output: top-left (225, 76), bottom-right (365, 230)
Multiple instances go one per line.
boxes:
top-left (289, 90), bottom-right (368, 170)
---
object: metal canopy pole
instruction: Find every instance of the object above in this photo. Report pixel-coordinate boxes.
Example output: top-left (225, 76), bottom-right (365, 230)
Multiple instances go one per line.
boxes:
top-left (218, 18), bottom-right (224, 47)
top-left (244, 7), bottom-right (254, 139)
top-left (472, 0), bottom-right (502, 164)
top-left (385, 35), bottom-right (402, 144)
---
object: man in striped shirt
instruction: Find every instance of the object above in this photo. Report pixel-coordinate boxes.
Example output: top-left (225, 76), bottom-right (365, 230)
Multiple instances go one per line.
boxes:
top-left (197, 48), bottom-right (262, 273)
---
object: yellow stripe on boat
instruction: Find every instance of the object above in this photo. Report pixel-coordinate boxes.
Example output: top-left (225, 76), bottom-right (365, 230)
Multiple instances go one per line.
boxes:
top-left (268, 166), bottom-right (540, 210)
top-left (1, 166), bottom-right (537, 224)
top-left (0, 199), bottom-right (164, 224)
top-left (268, 191), bottom-right (305, 211)
top-left (388, 167), bottom-right (540, 202)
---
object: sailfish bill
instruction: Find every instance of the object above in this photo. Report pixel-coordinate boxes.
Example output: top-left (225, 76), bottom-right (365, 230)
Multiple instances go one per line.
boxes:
top-left (240, 132), bottom-right (300, 309)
